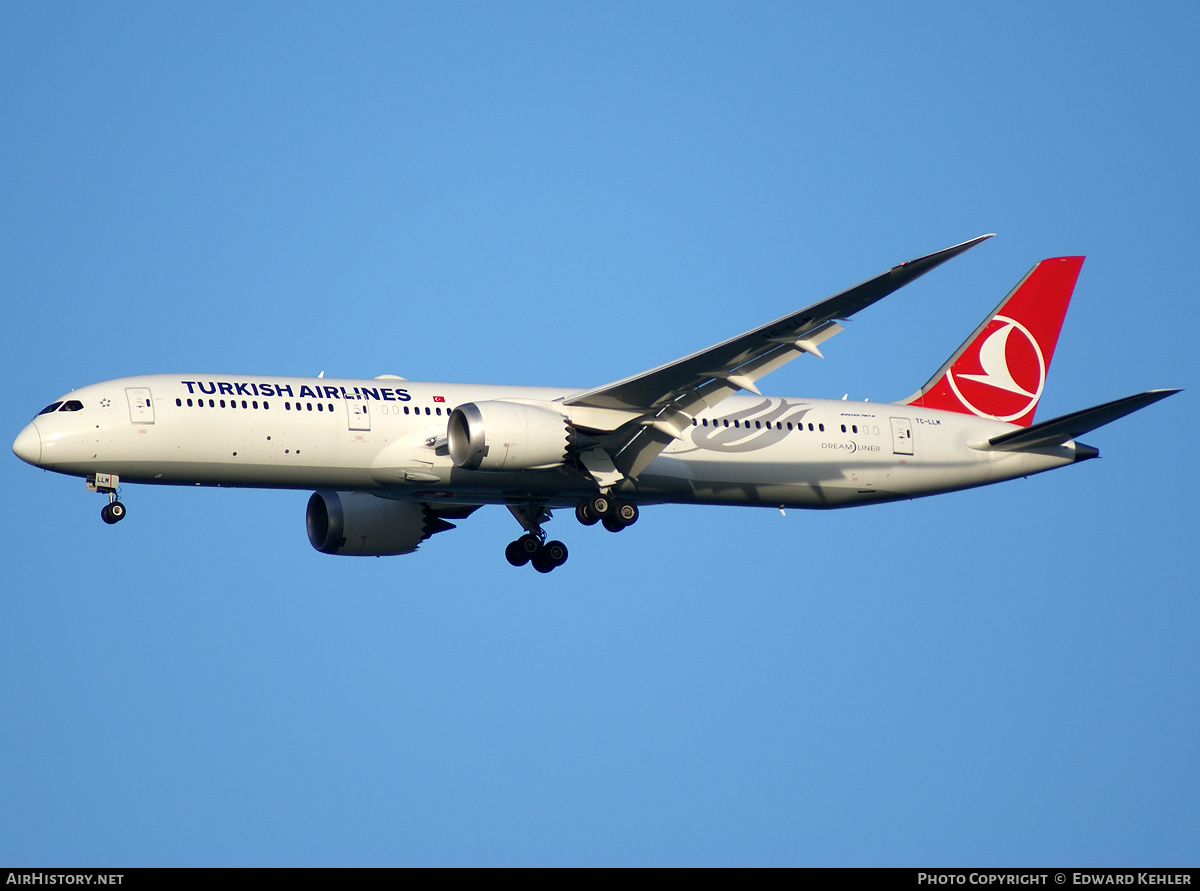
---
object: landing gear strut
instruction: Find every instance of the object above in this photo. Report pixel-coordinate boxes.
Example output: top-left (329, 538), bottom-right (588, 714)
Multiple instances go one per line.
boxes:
top-left (504, 504), bottom-right (568, 572)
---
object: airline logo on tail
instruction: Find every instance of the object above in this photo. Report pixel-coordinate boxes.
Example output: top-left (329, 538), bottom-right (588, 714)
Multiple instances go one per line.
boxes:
top-left (902, 255), bottom-right (1083, 427)
top-left (948, 315), bottom-right (1046, 422)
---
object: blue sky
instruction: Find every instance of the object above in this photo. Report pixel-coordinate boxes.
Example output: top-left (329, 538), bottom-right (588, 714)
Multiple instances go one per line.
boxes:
top-left (2, 2), bottom-right (1196, 866)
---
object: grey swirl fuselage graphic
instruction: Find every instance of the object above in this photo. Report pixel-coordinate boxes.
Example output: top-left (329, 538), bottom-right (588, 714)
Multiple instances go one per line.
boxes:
top-left (679, 398), bottom-right (811, 454)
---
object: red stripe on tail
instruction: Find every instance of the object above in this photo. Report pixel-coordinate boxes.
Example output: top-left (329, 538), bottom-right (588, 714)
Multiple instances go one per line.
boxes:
top-left (902, 256), bottom-right (1083, 427)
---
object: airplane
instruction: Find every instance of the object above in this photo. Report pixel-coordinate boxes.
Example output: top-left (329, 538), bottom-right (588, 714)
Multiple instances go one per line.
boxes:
top-left (12, 235), bottom-right (1179, 572)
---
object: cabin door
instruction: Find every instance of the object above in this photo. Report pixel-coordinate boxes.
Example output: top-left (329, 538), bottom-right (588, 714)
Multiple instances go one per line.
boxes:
top-left (890, 417), bottom-right (913, 455)
top-left (126, 388), bottom-right (154, 424)
top-left (347, 400), bottom-right (371, 432)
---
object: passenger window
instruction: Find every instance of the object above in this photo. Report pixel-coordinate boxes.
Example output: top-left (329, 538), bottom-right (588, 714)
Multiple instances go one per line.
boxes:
top-left (307, 403), bottom-right (313, 411)
top-left (819, 423), bottom-right (824, 432)
top-left (242, 400), bottom-right (248, 409)
top-left (756, 421), bottom-right (762, 429)
top-left (786, 422), bottom-right (792, 430)
top-left (264, 401), bottom-right (269, 410)
top-left (253, 401), bottom-right (258, 409)
top-left (425, 407), bottom-right (431, 415)
top-left (220, 399), bottom-right (226, 408)
top-left (404, 406), bottom-right (410, 415)
top-left (852, 425), bottom-right (858, 433)
top-left (187, 399), bottom-right (193, 407)
top-left (209, 399), bottom-right (215, 407)
top-left (840, 424), bottom-right (846, 433)
top-left (328, 404), bottom-right (333, 412)
top-left (60, 400), bottom-right (84, 412)
top-left (38, 402), bottom-right (63, 415)
top-left (317, 403), bottom-right (323, 411)
top-left (176, 398), bottom-right (182, 406)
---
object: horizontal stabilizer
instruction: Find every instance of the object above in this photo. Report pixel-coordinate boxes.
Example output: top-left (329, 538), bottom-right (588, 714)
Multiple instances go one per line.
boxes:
top-left (983, 389), bottom-right (1181, 451)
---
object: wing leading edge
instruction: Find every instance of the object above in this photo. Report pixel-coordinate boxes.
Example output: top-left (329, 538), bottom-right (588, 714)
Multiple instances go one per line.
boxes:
top-left (565, 234), bottom-right (994, 478)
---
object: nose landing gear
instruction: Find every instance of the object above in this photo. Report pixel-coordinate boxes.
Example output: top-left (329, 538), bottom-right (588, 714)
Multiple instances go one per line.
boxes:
top-left (100, 499), bottom-right (126, 524)
top-left (89, 473), bottom-right (127, 524)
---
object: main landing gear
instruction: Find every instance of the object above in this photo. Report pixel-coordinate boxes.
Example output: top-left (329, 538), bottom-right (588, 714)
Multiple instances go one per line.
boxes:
top-left (575, 493), bottom-right (638, 533)
top-left (501, 494), bottom-right (638, 572)
top-left (504, 503), bottom-right (568, 573)
top-left (505, 534), bottom-right (568, 573)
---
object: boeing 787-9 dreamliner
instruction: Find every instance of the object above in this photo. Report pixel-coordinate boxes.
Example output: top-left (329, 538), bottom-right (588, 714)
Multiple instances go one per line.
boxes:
top-left (13, 235), bottom-right (1179, 572)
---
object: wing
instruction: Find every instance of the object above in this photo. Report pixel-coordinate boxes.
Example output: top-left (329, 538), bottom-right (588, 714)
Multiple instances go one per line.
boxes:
top-left (564, 234), bottom-right (994, 478)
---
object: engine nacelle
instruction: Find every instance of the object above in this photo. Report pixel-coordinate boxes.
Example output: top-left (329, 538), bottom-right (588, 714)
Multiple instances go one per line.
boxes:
top-left (306, 490), bottom-right (444, 556)
top-left (447, 401), bottom-right (572, 471)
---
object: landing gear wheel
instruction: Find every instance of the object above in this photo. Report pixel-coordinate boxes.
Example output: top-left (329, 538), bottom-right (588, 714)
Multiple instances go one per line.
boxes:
top-left (614, 501), bottom-right (638, 526)
top-left (505, 539), bottom-right (531, 566)
top-left (518, 534), bottom-right (541, 558)
top-left (543, 540), bottom-right (568, 567)
top-left (588, 494), bottom-right (613, 518)
top-left (101, 501), bottom-right (126, 525)
top-left (602, 516), bottom-right (625, 533)
top-left (575, 501), bottom-right (599, 526)
top-left (532, 541), bottom-right (567, 573)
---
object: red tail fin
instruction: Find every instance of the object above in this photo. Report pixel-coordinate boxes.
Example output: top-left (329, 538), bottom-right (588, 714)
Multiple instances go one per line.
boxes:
top-left (901, 256), bottom-right (1084, 426)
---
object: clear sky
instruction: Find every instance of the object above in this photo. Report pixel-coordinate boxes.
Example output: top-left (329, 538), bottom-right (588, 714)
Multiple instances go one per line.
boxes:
top-left (2, 1), bottom-right (1196, 866)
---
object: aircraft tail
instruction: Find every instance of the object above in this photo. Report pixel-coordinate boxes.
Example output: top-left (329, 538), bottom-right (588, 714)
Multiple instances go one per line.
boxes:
top-left (900, 255), bottom-right (1084, 426)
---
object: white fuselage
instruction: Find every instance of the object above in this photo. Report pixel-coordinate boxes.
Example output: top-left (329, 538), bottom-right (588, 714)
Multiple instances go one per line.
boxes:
top-left (16, 374), bottom-right (1084, 510)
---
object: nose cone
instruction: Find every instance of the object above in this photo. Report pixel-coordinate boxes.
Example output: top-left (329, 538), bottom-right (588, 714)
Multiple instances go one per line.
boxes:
top-left (13, 422), bottom-right (42, 466)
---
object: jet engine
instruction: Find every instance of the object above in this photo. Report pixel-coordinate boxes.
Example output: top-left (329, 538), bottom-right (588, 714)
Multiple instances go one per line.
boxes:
top-left (306, 490), bottom-right (456, 556)
top-left (447, 401), bottom-right (572, 471)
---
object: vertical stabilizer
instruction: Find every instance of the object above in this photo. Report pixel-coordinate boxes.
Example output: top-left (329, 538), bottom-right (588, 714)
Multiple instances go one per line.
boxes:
top-left (900, 256), bottom-right (1084, 426)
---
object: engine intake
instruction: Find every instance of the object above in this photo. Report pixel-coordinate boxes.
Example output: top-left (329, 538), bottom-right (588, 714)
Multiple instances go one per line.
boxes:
top-left (306, 490), bottom-right (452, 556)
top-left (447, 401), bottom-right (572, 471)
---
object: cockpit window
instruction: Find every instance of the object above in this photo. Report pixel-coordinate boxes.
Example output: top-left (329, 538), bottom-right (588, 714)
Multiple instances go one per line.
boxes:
top-left (38, 402), bottom-right (63, 415)
top-left (59, 400), bottom-right (84, 412)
